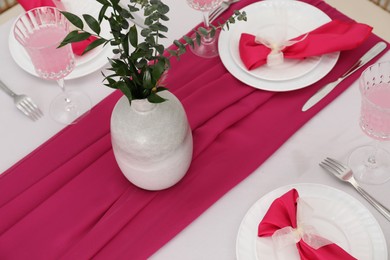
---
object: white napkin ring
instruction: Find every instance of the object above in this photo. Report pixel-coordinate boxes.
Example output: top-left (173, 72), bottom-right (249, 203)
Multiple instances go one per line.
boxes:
top-left (255, 33), bottom-right (309, 67)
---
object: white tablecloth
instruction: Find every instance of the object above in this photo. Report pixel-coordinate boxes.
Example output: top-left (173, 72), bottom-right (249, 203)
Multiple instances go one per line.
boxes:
top-left (0, 1), bottom-right (389, 259)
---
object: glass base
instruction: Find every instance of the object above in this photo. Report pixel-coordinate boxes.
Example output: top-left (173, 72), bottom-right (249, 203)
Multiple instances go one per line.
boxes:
top-left (348, 145), bottom-right (390, 185)
top-left (189, 31), bottom-right (220, 58)
top-left (49, 91), bottom-right (91, 125)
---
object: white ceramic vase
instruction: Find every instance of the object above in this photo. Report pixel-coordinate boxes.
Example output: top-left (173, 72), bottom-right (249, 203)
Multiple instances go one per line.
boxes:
top-left (110, 90), bottom-right (193, 190)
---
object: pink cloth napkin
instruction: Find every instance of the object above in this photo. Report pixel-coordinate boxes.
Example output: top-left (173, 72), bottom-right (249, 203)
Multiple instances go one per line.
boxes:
top-left (0, 0), bottom-right (387, 259)
top-left (258, 189), bottom-right (357, 260)
top-left (239, 20), bottom-right (372, 70)
top-left (17, 0), bottom-right (98, 56)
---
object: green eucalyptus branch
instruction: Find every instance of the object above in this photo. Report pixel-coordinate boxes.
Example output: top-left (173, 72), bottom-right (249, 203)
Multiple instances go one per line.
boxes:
top-left (59, 0), bottom-right (246, 104)
top-left (168, 10), bottom-right (247, 59)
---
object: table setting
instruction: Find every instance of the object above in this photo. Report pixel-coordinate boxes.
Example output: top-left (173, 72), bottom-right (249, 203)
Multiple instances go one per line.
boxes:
top-left (0, 0), bottom-right (389, 259)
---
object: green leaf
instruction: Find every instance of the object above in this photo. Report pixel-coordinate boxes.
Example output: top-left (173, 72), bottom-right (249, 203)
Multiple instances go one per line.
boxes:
top-left (61, 11), bottom-right (84, 29)
top-left (147, 93), bottom-right (166, 103)
top-left (158, 13), bottom-right (169, 21)
top-left (144, 5), bottom-right (156, 16)
top-left (120, 9), bottom-right (131, 19)
top-left (115, 81), bottom-right (133, 103)
top-left (129, 25), bottom-right (138, 48)
top-left (183, 35), bottom-right (194, 48)
top-left (142, 69), bottom-right (153, 89)
top-left (82, 38), bottom-right (106, 54)
top-left (209, 26), bottom-right (216, 38)
top-left (128, 5), bottom-right (140, 12)
top-left (157, 3), bottom-right (169, 14)
top-left (83, 14), bottom-right (101, 35)
top-left (122, 35), bottom-right (129, 56)
top-left (156, 23), bottom-right (168, 32)
top-left (198, 27), bottom-right (208, 36)
top-left (173, 40), bottom-right (183, 48)
top-left (151, 60), bottom-right (165, 80)
top-left (120, 18), bottom-right (130, 30)
top-left (141, 28), bottom-right (152, 37)
top-left (69, 32), bottom-right (92, 42)
top-left (195, 32), bottom-right (201, 46)
top-left (98, 5), bottom-right (109, 23)
top-left (58, 30), bottom-right (91, 48)
top-left (155, 44), bottom-right (164, 55)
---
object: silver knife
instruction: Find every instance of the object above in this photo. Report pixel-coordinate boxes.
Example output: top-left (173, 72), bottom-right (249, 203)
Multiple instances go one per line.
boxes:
top-left (302, 41), bottom-right (387, 112)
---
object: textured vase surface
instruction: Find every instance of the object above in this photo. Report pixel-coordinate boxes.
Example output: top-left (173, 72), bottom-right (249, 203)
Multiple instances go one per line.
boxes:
top-left (110, 91), bottom-right (193, 190)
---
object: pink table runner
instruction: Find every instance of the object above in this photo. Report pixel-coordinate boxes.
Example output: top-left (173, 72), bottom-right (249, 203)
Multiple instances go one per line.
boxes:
top-left (0, 0), bottom-right (388, 259)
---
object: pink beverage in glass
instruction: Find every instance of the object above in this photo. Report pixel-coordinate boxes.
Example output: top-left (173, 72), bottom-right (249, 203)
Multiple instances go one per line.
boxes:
top-left (14, 7), bottom-right (91, 125)
top-left (24, 26), bottom-right (74, 80)
top-left (360, 82), bottom-right (390, 140)
top-left (187, 0), bottom-right (224, 11)
top-left (13, 7), bottom-right (75, 80)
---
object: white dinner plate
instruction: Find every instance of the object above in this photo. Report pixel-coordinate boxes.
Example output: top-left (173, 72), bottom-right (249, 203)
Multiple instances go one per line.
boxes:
top-left (218, 0), bottom-right (340, 91)
top-left (8, 0), bottom-right (115, 80)
top-left (236, 183), bottom-right (387, 260)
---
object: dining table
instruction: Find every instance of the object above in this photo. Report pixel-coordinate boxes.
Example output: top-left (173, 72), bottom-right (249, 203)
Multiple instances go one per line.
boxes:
top-left (0, 0), bottom-right (390, 259)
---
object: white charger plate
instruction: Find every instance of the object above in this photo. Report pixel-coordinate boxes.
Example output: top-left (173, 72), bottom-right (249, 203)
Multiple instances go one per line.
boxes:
top-left (8, 0), bottom-right (115, 80)
top-left (218, 0), bottom-right (340, 91)
top-left (236, 183), bottom-right (387, 260)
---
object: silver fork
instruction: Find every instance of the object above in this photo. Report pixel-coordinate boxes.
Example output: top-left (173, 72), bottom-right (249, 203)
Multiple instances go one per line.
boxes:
top-left (209, 0), bottom-right (240, 22)
top-left (0, 80), bottom-right (43, 121)
top-left (320, 157), bottom-right (390, 221)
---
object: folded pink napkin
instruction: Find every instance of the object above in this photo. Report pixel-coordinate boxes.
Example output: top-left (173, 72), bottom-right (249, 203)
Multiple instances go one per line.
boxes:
top-left (17, 0), bottom-right (98, 56)
top-left (258, 189), bottom-right (357, 260)
top-left (239, 20), bottom-right (372, 70)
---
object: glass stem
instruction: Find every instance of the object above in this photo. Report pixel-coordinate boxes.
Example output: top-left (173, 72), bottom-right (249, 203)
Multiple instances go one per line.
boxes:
top-left (57, 78), bottom-right (66, 93)
top-left (366, 141), bottom-right (380, 169)
top-left (57, 78), bottom-right (71, 104)
top-left (201, 11), bottom-right (213, 44)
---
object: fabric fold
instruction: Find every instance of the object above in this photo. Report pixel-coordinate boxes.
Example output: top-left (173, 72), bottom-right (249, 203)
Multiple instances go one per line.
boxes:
top-left (239, 20), bottom-right (372, 70)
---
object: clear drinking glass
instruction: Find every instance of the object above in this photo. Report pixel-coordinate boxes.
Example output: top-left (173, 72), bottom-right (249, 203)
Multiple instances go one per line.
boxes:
top-left (186, 0), bottom-right (224, 58)
top-left (14, 7), bottom-right (91, 125)
top-left (348, 61), bottom-right (390, 185)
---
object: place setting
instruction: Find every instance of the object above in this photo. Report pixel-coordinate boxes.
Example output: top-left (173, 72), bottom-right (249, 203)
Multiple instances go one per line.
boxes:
top-left (210, 1), bottom-right (390, 259)
top-left (217, 0), bottom-right (372, 93)
top-left (233, 39), bottom-right (390, 260)
top-left (236, 183), bottom-right (388, 260)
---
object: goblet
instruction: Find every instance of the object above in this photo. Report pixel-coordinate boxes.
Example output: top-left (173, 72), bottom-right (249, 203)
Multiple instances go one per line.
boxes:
top-left (14, 7), bottom-right (91, 125)
top-left (186, 0), bottom-right (224, 58)
top-left (348, 61), bottom-right (390, 185)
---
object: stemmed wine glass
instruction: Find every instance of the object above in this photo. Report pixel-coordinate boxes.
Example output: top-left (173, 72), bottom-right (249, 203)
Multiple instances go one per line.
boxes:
top-left (186, 0), bottom-right (224, 58)
top-left (13, 7), bottom-right (91, 125)
top-left (348, 61), bottom-right (390, 185)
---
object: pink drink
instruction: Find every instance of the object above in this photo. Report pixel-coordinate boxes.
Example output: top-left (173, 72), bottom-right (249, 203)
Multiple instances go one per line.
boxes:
top-left (24, 26), bottom-right (75, 80)
top-left (187, 0), bottom-right (223, 11)
top-left (360, 83), bottom-right (390, 140)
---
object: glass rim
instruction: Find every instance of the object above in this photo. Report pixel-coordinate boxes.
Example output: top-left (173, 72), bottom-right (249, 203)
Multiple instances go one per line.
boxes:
top-left (13, 6), bottom-right (70, 51)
